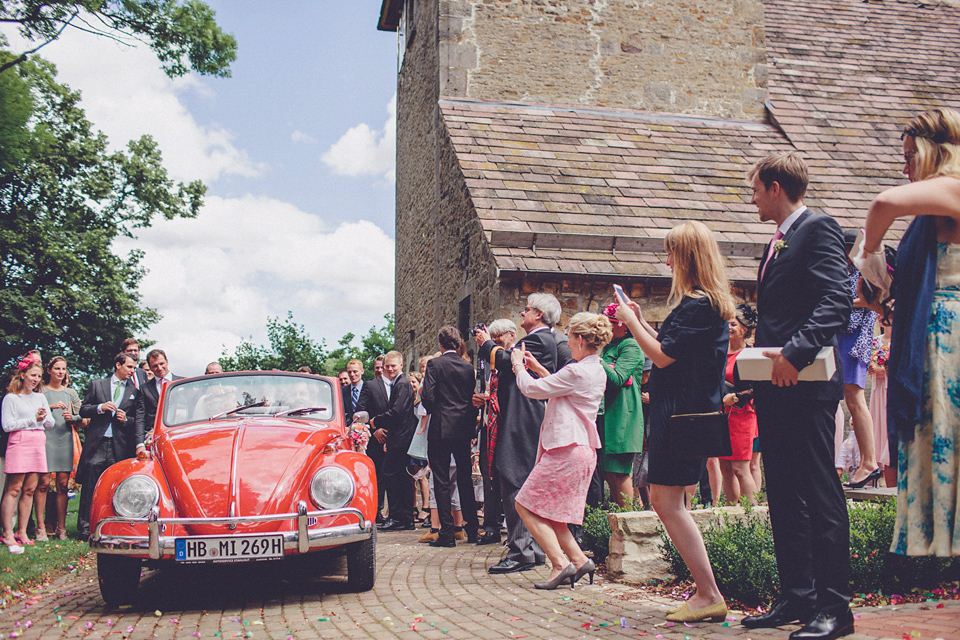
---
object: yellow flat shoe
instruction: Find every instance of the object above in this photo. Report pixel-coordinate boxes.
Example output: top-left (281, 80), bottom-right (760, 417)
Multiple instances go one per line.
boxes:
top-left (665, 601), bottom-right (727, 623)
top-left (665, 602), bottom-right (688, 616)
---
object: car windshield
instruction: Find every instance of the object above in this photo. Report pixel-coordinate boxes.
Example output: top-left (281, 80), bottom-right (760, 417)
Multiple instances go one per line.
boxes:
top-left (162, 373), bottom-right (335, 426)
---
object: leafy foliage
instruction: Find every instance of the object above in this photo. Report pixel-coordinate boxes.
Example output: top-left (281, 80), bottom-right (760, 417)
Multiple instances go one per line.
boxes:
top-left (323, 313), bottom-right (395, 378)
top-left (0, 0), bottom-right (237, 77)
top-left (0, 54), bottom-right (203, 377)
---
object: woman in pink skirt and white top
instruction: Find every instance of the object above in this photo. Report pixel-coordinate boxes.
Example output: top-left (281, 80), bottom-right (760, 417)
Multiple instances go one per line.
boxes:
top-left (2, 354), bottom-right (53, 550)
top-left (509, 312), bottom-right (612, 590)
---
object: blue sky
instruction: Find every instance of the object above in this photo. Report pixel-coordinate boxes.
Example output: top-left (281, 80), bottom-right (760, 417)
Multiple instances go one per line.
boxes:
top-left (2, 1), bottom-right (400, 374)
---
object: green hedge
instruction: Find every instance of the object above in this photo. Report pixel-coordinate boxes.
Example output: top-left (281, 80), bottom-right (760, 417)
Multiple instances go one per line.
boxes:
top-left (657, 500), bottom-right (959, 606)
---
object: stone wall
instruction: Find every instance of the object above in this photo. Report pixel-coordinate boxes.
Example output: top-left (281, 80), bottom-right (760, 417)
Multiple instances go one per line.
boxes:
top-left (440, 0), bottom-right (768, 119)
top-left (607, 506), bottom-right (770, 583)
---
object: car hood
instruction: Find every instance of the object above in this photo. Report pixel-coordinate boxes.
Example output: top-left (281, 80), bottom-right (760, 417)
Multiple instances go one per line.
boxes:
top-left (154, 419), bottom-right (339, 534)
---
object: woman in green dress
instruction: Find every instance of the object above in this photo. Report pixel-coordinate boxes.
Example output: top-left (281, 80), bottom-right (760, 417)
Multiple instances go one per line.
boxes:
top-left (39, 356), bottom-right (81, 540)
top-left (597, 301), bottom-right (645, 507)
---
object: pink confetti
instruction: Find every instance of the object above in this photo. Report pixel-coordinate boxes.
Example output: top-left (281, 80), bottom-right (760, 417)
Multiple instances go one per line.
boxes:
top-left (126, 626), bottom-right (134, 633)
top-left (22, 623), bottom-right (31, 630)
top-left (107, 619), bottom-right (114, 627)
top-left (86, 622), bottom-right (93, 629)
top-left (194, 634), bottom-right (202, 637)
top-left (170, 618), bottom-right (179, 623)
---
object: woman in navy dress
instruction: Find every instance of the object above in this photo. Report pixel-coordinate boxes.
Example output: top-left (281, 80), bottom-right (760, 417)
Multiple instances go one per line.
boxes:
top-left (616, 221), bottom-right (734, 623)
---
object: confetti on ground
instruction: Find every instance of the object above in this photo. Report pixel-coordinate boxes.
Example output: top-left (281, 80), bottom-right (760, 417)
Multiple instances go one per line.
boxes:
top-left (155, 610), bottom-right (162, 617)
top-left (317, 617), bottom-right (329, 622)
top-left (506, 617), bottom-right (520, 621)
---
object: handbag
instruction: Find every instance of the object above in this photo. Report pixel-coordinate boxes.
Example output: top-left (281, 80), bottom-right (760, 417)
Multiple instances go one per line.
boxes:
top-left (668, 410), bottom-right (732, 459)
top-left (407, 414), bottom-right (429, 461)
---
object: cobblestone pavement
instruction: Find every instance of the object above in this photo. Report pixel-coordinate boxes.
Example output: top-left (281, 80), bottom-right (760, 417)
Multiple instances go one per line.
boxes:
top-left (4, 528), bottom-right (959, 640)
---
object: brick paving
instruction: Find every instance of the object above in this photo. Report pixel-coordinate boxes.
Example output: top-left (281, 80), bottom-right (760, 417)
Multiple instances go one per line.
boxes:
top-left (3, 529), bottom-right (959, 639)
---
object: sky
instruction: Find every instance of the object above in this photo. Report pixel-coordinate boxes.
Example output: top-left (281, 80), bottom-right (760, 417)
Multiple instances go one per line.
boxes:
top-left (2, 1), bottom-right (400, 375)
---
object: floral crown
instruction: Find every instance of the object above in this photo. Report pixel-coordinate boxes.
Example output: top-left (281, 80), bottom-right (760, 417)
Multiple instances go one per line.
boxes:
top-left (16, 353), bottom-right (39, 371)
top-left (902, 127), bottom-right (952, 145)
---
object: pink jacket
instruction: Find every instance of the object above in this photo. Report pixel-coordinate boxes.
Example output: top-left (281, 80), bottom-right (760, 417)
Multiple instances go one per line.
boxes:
top-left (515, 354), bottom-right (605, 451)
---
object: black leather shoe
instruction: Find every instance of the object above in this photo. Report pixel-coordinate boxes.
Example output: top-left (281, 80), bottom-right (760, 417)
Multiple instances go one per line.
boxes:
top-left (466, 532), bottom-right (479, 544)
top-left (475, 532), bottom-right (500, 545)
top-left (429, 537), bottom-right (456, 548)
top-left (378, 519), bottom-right (415, 531)
top-left (488, 558), bottom-right (536, 574)
top-left (789, 610), bottom-right (854, 640)
top-left (742, 599), bottom-right (815, 629)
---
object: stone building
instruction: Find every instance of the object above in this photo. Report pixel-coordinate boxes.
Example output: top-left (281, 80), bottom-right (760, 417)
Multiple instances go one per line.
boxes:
top-left (377, 0), bottom-right (960, 365)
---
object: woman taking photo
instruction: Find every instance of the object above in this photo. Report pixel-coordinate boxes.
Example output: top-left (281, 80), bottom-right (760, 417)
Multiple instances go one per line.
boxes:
top-left (39, 356), bottom-right (81, 540)
top-left (598, 302), bottom-right (645, 507)
top-left (858, 107), bottom-right (960, 556)
top-left (509, 312), bottom-right (611, 589)
top-left (719, 304), bottom-right (758, 505)
top-left (616, 220), bottom-right (733, 622)
top-left (1, 355), bottom-right (53, 550)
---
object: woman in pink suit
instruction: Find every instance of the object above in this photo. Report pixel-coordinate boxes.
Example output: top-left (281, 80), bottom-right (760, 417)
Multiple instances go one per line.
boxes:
top-left (510, 312), bottom-right (612, 590)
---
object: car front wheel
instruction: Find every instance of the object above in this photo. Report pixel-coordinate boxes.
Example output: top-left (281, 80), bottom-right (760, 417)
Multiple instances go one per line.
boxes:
top-left (345, 529), bottom-right (376, 592)
top-left (97, 554), bottom-right (142, 606)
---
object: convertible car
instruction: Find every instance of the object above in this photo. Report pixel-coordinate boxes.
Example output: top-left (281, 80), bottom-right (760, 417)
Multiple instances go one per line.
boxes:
top-left (89, 371), bottom-right (377, 605)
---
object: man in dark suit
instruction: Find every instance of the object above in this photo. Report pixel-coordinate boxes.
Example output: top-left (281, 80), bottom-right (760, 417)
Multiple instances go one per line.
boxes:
top-left (421, 326), bottom-right (480, 547)
top-left (742, 153), bottom-right (854, 640)
top-left (341, 359), bottom-right (365, 425)
top-left (143, 349), bottom-right (184, 429)
top-left (476, 292), bottom-right (572, 574)
top-left (356, 351), bottom-right (417, 531)
top-left (77, 352), bottom-right (147, 539)
top-left (120, 338), bottom-right (150, 389)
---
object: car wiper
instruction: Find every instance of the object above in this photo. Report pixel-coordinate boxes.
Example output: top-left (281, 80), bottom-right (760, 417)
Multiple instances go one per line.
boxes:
top-left (274, 407), bottom-right (328, 417)
top-left (210, 400), bottom-right (268, 420)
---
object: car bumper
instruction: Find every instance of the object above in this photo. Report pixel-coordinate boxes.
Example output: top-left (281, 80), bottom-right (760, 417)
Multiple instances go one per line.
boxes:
top-left (91, 501), bottom-right (372, 560)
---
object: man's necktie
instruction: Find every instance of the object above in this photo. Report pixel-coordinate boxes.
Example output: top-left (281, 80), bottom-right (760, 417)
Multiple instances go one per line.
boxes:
top-left (760, 229), bottom-right (784, 281)
top-left (113, 381), bottom-right (124, 403)
top-left (351, 385), bottom-right (359, 409)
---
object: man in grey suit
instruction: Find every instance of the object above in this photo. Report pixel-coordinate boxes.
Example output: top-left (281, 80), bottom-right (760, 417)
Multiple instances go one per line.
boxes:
top-left (77, 352), bottom-right (146, 539)
top-left (143, 348), bottom-right (184, 428)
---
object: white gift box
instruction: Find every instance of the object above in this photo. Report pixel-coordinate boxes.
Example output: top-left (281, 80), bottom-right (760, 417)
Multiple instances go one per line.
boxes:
top-left (735, 346), bottom-right (836, 382)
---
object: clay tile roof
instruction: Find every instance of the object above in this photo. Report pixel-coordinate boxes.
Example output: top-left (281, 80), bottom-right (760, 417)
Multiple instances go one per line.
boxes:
top-left (440, 0), bottom-right (960, 282)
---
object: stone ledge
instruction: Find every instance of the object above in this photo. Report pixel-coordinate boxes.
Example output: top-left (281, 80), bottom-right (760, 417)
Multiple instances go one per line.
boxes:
top-left (605, 505), bottom-right (770, 584)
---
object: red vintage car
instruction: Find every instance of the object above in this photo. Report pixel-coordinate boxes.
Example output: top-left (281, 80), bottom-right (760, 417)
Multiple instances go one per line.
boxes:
top-left (89, 371), bottom-right (377, 605)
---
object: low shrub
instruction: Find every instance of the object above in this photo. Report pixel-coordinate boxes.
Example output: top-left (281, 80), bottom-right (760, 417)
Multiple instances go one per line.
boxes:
top-left (659, 498), bottom-right (959, 605)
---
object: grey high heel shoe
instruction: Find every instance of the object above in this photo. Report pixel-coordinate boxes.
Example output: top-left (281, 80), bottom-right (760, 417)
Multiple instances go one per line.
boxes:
top-left (533, 563), bottom-right (576, 590)
top-left (572, 559), bottom-right (596, 585)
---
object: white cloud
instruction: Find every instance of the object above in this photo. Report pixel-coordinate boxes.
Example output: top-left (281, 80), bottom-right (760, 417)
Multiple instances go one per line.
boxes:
top-left (0, 25), bottom-right (264, 183)
top-left (291, 130), bottom-right (318, 144)
top-left (322, 93), bottom-right (396, 183)
top-left (115, 195), bottom-right (396, 376)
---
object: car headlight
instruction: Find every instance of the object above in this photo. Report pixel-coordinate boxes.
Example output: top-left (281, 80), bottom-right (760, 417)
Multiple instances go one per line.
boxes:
top-left (112, 475), bottom-right (160, 518)
top-left (310, 468), bottom-right (354, 509)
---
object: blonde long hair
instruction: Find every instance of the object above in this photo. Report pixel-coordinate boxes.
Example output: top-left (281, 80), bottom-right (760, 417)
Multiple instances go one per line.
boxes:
top-left (664, 221), bottom-right (735, 321)
top-left (903, 108), bottom-right (960, 181)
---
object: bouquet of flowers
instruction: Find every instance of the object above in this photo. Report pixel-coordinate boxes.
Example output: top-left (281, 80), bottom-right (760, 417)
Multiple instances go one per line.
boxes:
top-left (347, 422), bottom-right (370, 454)
top-left (871, 337), bottom-right (890, 369)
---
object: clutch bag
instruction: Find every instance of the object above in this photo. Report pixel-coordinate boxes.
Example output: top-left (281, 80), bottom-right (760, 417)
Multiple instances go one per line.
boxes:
top-left (668, 410), bottom-right (732, 459)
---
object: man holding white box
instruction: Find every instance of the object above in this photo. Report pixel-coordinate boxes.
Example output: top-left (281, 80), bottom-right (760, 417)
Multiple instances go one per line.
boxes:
top-left (741, 153), bottom-right (854, 640)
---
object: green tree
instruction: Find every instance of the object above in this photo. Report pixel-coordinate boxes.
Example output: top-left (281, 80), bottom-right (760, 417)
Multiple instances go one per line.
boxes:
top-left (0, 0), bottom-right (237, 77)
top-left (324, 313), bottom-right (395, 379)
top-left (0, 53), bottom-right (204, 376)
top-left (219, 312), bottom-right (329, 374)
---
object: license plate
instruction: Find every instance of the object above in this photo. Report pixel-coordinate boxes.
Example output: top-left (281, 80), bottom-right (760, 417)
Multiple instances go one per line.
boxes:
top-left (175, 535), bottom-right (284, 563)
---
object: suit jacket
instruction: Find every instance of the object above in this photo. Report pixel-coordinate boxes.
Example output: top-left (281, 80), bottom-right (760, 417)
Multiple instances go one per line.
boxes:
top-left (421, 351), bottom-right (479, 440)
top-left (356, 375), bottom-right (416, 461)
top-left (78, 375), bottom-right (146, 478)
top-left (142, 374), bottom-right (185, 429)
top-left (342, 381), bottom-right (364, 425)
top-left (478, 326), bottom-right (573, 487)
top-left (755, 208), bottom-right (851, 393)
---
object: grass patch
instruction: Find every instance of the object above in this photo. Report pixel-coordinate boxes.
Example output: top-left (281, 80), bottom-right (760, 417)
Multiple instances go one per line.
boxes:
top-left (0, 491), bottom-right (92, 601)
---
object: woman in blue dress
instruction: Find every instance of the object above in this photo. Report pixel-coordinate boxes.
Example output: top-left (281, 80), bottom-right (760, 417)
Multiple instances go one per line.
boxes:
top-left (858, 107), bottom-right (960, 556)
top-left (616, 220), bottom-right (734, 621)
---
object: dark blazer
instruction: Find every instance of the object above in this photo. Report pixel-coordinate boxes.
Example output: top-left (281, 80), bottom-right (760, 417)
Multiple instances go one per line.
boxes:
top-left (142, 374), bottom-right (185, 429)
top-left (755, 209), bottom-right (851, 381)
top-left (421, 351), bottom-right (479, 440)
top-left (78, 375), bottom-right (146, 477)
top-left (356, 375), bottom-right (416, 460)
top-left (342, 381), bottom-right (364, 425)
top-left (478, 327), bottom-right (573, 487)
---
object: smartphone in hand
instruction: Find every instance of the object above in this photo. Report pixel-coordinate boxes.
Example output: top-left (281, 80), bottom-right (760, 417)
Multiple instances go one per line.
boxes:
top-left (613, 284), bottom-right (628, 304)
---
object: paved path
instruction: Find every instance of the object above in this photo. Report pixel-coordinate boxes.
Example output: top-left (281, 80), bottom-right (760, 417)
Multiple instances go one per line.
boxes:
top-left (4, 528), bottom-right (959, 639)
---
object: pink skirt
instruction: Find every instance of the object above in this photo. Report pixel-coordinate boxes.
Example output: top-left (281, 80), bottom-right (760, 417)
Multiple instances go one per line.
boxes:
top-left (516, 444), bottom-right (596, 525)
top-left (4, 430), bottom-right (48, 474)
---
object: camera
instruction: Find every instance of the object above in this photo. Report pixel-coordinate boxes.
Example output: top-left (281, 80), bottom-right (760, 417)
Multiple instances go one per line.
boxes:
top-left (469, 323), bottom-right (486, 337)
